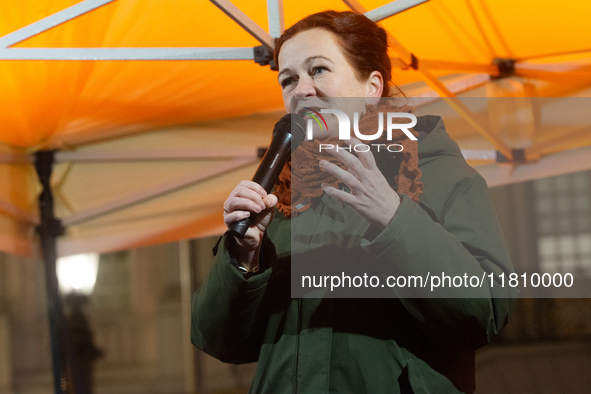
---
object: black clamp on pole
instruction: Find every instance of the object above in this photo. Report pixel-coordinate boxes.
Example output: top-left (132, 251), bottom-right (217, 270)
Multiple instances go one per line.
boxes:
top-left (410, 53), bottom-right (419, 70)
top-left (496, 148), bottom-right (526, 163)
top-left (254, 44), bottom-right (278, 71)
top-left (35, 151), bottom-right (65, 237)
top-left (492, 58), bottom-right (516, 79)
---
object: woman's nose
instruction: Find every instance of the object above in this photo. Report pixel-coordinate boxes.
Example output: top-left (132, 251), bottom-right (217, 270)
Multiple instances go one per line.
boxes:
top-left (294, 77), bottom-right (316, 97)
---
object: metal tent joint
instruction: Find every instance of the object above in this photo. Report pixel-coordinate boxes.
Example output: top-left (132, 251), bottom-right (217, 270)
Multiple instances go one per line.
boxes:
top-left (410, 53), bottom-right (419, 70)
top-left (492, 58), bottom-right (516, 79)
top-left (254, 45), bottom-right (277, 70)
top-left (37, 217), bottom-right (65, 238)
top-left (34, 151), bottom-right (65, 237)
top-left (496, 148), bottom-right (526, 163)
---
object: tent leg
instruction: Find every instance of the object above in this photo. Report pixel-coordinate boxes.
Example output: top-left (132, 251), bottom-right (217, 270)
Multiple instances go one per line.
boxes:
top-left (34, 151), bottom-right (81, 394)
top-left (266, 0), bottom-right (284, 38)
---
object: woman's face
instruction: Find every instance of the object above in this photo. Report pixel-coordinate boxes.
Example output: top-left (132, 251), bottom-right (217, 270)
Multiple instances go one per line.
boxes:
top-left (277, 28), bottom-right (383, 137)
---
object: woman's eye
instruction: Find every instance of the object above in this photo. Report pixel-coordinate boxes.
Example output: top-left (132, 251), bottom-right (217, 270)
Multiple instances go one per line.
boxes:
top-left (313, 66), bottom-right (327, 75)
top-left (281, 77), bottom-right (294, 89)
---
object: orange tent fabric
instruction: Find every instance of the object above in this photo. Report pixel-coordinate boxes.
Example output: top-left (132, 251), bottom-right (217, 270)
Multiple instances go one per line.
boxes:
top-left (2, 0), bottom-right (589, 148)
top-left (1, 0), bottom-right (590, 257)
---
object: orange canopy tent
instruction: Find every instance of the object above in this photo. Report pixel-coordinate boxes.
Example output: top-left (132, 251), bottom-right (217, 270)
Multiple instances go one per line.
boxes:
top-left (1, 0), bottom-right (591, 391)
top-left (1, 0), bottom-right (590, 259)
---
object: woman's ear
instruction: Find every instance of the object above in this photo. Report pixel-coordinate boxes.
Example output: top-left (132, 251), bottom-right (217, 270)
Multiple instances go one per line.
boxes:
top-left (366, 71), bottom-right (384, 98)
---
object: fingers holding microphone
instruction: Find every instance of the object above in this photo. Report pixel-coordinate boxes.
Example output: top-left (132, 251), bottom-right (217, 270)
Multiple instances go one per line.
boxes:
top-left (223, 180), bottom-right (266, 227)
top-left (223, 181), bottom-right (278, 245)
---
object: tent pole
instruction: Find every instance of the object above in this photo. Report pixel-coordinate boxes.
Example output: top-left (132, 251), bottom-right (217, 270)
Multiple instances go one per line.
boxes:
top-left (417, 59), bottom-right (499, 75)
top-left (0, 0), bottom-right (115, 49)
top-left (515, 66), bottom-right (591, 81)
top-left (34, 151), bottom-right (85, 394)
top-left (0, 47), bottom-right (255, 61)
top-left (342, 0), bottom-right (367, 14)
top-left (365, 0), bottom-right (430, 23)
top-left (527, 124), bottom-right (591, 157)
top-left (0, 197), bottom-right (39, 225)
top-left (34, 151), bottom-right (66, 394)
top-left (61, 157), bottom-right (257, 227)
top-left (267, 0), bottom-right (284, 38)
top-left (209, 0), bottom-right (275, 49)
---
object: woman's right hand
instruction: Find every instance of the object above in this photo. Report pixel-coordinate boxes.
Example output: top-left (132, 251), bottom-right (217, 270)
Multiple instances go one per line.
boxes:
top-left (223, 181), bottom-right (278, 265)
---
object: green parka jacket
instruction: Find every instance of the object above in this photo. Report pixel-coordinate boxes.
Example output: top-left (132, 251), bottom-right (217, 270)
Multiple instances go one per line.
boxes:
top-left (191, 116), bottom-right (516, 393)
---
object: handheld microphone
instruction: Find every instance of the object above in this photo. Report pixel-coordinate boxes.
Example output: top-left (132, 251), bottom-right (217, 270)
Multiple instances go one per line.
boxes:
top-left (227, 113), bottom-right (306, 238)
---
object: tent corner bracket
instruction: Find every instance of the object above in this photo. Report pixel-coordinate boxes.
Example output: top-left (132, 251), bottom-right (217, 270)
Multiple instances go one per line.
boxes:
top-left (496, 148), bottom-right (526, 164)
top-left (492, 58), bottom-right (515, 79)
top-left (34, 151), bottom-right (66, 237)
top-left (254, 45), bottom-right (277, 70)
top-left (410, 53), bottom-right (419, 70)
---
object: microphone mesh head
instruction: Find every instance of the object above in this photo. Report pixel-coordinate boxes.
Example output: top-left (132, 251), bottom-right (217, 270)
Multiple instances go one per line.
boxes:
top-left (273, 113), bottom-right (306, 149)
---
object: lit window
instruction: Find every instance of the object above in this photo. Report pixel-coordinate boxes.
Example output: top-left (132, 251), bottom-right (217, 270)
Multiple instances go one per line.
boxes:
top-left (533, 170), bottom-right (591, 276)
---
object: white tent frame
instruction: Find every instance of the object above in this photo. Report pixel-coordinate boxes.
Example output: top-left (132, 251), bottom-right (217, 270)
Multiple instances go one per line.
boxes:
top-left (1, 0), bottom-right (590, 239)
top-left (2, 2), bottom-right (591, 392)
top-left (2, 0), bottom-right (590, 162)
top-left (0, 0), bottom-right (427, 59)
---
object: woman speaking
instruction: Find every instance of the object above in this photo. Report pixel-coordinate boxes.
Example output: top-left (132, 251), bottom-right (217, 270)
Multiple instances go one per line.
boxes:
top-left (191, 10), bottom-right (514, 393)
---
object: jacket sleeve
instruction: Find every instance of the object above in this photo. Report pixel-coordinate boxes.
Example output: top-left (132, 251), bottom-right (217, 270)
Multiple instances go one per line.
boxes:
top-left (361, 167), bottom-right (517, 351)
top-left (191, 234), bottom-right (275, 363)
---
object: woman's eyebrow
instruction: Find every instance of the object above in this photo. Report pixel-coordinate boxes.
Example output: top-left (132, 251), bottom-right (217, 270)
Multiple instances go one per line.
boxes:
top-left (305, 55), bottom-right (332, 64)
top-left (278, 56), bottom-right (333, 80)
